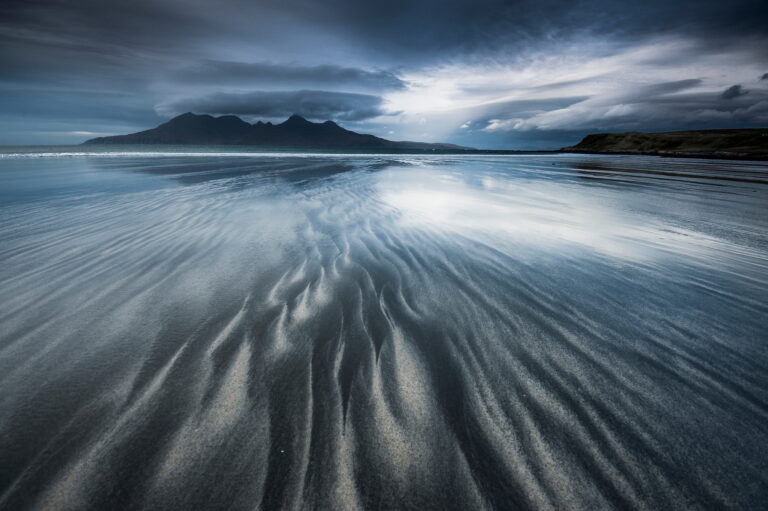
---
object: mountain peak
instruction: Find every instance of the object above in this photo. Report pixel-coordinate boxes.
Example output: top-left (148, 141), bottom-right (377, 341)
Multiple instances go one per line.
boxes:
top-left (282, 114), bottom-right (311, 126)
top-left (172, 112), bottom-right (206, 120)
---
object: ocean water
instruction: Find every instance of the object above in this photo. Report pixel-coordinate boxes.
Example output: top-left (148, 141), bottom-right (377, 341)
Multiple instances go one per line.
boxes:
top-left (0, 149), bottom-right (767, 510)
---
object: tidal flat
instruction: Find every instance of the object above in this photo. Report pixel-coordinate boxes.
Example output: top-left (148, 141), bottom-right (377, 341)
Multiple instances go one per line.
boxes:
top-left (1, 150), bottom-right (767, 510)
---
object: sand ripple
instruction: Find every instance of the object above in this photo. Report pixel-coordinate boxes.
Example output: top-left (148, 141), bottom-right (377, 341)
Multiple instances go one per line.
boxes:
top-left (1, 153), bottom-right (767, 510)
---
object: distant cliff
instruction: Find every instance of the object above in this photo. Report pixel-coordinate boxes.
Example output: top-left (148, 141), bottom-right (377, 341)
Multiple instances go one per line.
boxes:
top-left (84, 113), bottom-right (471, 150)
top-left (563, 129), bottom-right (768, 159)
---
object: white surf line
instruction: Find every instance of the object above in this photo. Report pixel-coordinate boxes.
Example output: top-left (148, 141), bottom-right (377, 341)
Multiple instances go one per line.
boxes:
top-left (0, 151), bottom-right (496, 159)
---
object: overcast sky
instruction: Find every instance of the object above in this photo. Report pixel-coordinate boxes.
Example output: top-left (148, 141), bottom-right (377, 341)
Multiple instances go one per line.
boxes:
top-left (1, 0), bottom-right (767, 148)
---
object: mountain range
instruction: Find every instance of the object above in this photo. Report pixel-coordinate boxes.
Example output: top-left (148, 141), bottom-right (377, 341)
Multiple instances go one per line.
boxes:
top-left (83, 113), bottom-right (471, 150)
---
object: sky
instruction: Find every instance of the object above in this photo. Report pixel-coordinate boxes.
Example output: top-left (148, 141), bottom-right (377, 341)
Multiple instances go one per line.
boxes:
top-left (1, 0), bottom-right (767, 149)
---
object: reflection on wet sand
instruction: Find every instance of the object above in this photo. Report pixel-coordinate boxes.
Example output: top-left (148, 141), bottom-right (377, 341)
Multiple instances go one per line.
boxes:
top-left (1, 153), bottom-right (767, 510)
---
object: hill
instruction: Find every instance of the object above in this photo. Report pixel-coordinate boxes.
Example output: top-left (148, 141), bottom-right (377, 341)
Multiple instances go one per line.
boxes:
top-left (563, 129), bottom-right (768, 159)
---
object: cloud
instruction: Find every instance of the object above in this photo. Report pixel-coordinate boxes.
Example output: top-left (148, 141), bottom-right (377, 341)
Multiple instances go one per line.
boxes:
top-left (267, 0), bottom-right (768, 65)
top-left (2, 0), bottom-right (768, 146)
top-left (721, 84), bottom-right (748, 99)
top-left (484, 119), bottom-right (524, 131)
top-left (4, 1), bottom-right (767, 73)
top-left (482, 79), bottom-right (768, 132)
top-left (478, 96), bottom-right (596, 132)
top-left (0, 88), bottom-right (159, 125)
top-left (635, 79), bottom-right (704, 97)
top-left (156, 89), bottom-right (389, 121)
top-left (168, 60), bottom-right (406, 92)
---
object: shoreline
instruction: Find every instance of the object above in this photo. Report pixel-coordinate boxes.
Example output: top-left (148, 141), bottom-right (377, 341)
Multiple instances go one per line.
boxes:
top-left (558, 149), bottom-right (768, 161)
top-left (2, 145), bottom-right (768, 161)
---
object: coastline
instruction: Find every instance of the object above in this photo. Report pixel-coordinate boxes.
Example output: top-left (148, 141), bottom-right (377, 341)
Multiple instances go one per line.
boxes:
top-left (559, 148), bottom-right (768, 161)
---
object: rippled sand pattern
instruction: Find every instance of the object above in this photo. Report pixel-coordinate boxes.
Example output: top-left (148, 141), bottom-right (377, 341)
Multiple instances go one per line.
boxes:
top-left (1, 153), bottom-right (767, 510)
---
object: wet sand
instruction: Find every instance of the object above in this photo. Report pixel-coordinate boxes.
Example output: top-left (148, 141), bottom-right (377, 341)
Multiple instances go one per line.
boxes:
top-left (1, 152), bottom-right (767, 510)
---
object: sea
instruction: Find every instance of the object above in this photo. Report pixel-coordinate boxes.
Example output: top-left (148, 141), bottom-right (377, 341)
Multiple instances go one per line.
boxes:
top-left (1, 146), bottom-right (767, 510)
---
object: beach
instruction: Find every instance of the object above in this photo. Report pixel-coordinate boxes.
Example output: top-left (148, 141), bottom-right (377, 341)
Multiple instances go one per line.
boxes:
top-left (1, 150), bottom-right (767, 510)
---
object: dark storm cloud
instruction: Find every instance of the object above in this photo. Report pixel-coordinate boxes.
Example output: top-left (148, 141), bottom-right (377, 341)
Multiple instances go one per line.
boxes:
top-left (1, 0), bottom-right (768, 146)
top-left (636, 79), bottom-right (703, 97)
top-left (4, 0), bottom-right (767, 68)
top-left (169, 61), bottom-right (405, 92)
top-left (642, 89), bottom-right (766, 121)
top-left (0, 0), bottom-right (253, 53)
top-left (158, 90), bottom-right (388, 121)
top-left (761, 73), bottom-right (768, 80)
top-left (275, 0), bottom-right (768, 62)
top-left (721, 85), bottom-right (748, 100)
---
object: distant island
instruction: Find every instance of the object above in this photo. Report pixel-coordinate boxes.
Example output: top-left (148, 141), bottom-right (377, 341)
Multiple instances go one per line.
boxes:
top-left (84, 113), bottom-right (472, 150)
top-left (563, 128), bottom-right (768, 160)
